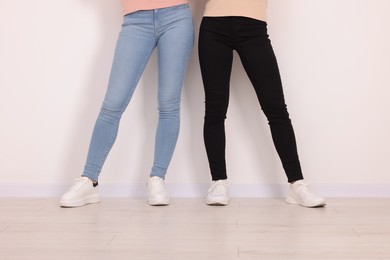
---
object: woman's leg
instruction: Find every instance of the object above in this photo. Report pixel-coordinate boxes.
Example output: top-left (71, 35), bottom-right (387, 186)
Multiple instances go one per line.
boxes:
top-left (234, 17), bottom-right (303, 182)
top-left (150, 4), bottom-right (195, 179)
top-left (199, 17), bottom-right (234, 181)
top-left (82, 12), bottom-right (157, 182)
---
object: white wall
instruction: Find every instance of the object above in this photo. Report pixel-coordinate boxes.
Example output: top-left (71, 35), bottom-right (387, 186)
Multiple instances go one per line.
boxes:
top-left (1, 0), bottom-right (390, 197)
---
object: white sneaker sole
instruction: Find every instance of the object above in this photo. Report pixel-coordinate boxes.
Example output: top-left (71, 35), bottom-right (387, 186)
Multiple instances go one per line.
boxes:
top-left (285, 194), bottom-right (326, 208)
top-left (206, 197), bottom-right (229, 206)
top-left (148, 197), bottom-right (170, 206)
top-left (60, 194), bottom-right (101, 208)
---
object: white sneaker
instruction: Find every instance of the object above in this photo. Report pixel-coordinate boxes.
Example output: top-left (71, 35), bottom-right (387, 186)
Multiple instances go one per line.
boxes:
top-left (285, 180), bottom-right (326, 208)
top-left (60, 177), bottom-right (101, 207)
top-left (147, 176), bottom-right (170, 206)
top-left (206, 180), bottom-right (230, 206)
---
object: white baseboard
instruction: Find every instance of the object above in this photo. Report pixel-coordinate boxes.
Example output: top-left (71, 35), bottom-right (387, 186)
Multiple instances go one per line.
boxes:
top-left (0, 184), bottom-right (390, 198)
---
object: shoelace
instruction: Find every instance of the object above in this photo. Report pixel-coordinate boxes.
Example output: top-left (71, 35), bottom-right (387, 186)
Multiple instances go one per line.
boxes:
top-left (208, 180), bottom-right (230, 193)
top-left (149, 178), bottom-right (165, 192)
top-left (69, 178), bottom-right (90, 193)
top-left (296, 183), bottom-right (316, 199)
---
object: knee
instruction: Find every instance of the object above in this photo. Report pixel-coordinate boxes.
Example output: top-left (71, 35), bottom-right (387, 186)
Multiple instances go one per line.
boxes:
top-left (204, 101), bottom-right (228, 124)
top-left (98, 104), bottom-right (123, 124)
top-left (158, 101), bottom-right (180, 117)
top-left (204, 110), bottom-right (227, 124)
top-left (263, 106), bottom-right (291, 126)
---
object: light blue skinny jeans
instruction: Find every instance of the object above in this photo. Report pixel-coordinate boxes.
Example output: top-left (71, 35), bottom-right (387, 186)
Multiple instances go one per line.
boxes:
top-left (82, 4), bottom-right (194, 182)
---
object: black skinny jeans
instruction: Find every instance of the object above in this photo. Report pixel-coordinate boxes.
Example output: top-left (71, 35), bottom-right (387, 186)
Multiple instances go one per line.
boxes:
top-left (198, 16), bottom-right (304, 183)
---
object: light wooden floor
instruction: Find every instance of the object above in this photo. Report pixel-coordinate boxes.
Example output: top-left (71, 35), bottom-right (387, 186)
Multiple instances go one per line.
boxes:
top-left (0, 198), bottom-right (389, 260)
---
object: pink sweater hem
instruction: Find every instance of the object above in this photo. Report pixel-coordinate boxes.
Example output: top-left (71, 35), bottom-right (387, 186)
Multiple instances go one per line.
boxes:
top-left (122, 0), bottom-right (188, 15)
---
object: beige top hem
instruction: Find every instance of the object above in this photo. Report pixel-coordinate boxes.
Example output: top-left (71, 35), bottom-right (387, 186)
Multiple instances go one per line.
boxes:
top-left (203, 0), bottom-right (268, 22)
